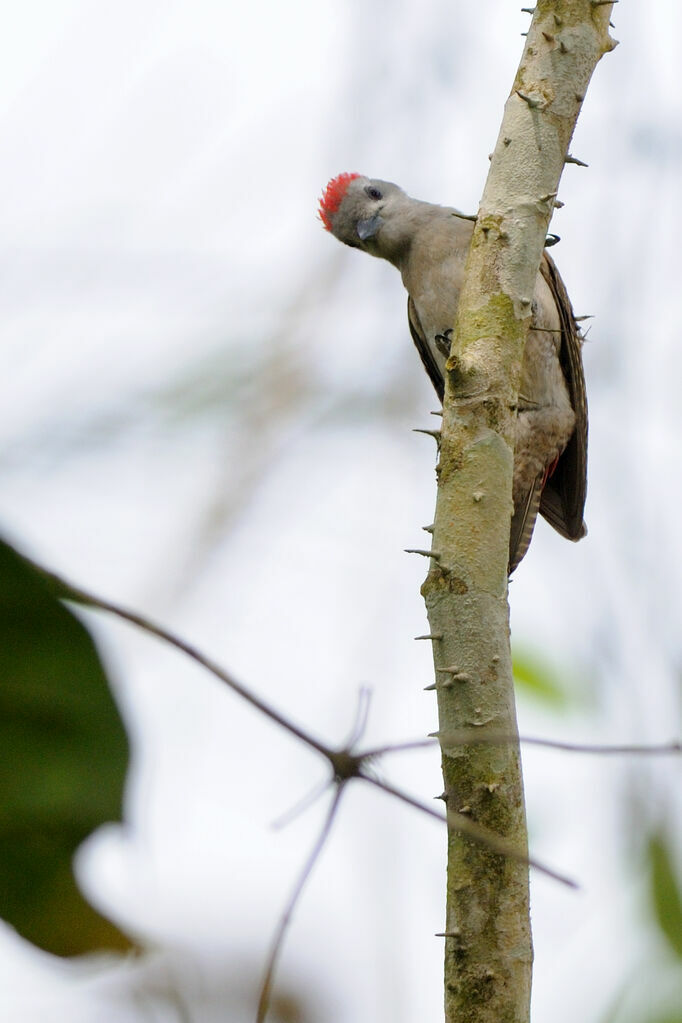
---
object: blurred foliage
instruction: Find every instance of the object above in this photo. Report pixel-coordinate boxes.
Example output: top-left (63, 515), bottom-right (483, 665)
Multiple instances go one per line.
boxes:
top-left (512, 647), bottom-right (586, 709)
top-left (0, 536), bottom-right (132, 956)
top-left (599, 828), bottom-right (682, 1023)
top-left (648, 831), bottom-right (682, 961)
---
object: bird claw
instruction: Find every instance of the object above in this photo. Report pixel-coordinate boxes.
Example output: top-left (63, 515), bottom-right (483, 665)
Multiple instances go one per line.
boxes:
top-left (434, 328), bottom-right (453, 357)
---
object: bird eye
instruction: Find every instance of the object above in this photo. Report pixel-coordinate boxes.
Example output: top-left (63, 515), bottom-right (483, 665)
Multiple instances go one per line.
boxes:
top-left (365, 186), bottom-right (383, 201)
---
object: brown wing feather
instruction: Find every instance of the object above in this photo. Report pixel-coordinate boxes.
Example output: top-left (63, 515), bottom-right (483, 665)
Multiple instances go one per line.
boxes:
top-left (538, 252), bottom-right (588, 541)
top-left (407, 296), bottom-right (444, 402)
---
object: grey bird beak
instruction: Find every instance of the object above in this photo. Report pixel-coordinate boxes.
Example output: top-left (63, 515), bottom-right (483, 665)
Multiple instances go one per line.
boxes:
top-left (356, 214), bottom-right (384, 241)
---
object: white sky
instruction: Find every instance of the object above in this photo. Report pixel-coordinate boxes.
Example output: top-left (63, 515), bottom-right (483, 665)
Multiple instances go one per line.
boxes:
top-left (0, 2), bottom-right (680, 1021)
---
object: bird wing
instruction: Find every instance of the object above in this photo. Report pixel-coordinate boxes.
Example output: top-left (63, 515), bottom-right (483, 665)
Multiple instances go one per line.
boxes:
top-left (538, 252), bottom-right (588, 541)
top-left (407, 253), bottom-right (587, 568)
top-left (407, 296), bottom-right (445, 402)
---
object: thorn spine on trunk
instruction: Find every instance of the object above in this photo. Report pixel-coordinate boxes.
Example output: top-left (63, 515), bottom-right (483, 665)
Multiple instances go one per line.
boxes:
top-left (424, 682), bottom-right (437, 691)
top-left (415, 633), bottom-right (443, 641)
top-left (438, 668), bottom-right (471, 682)
top-left (405, 548), bottom-right (441, 560)
top-left (431, 409), bottom-right (443, 417)
top-left (422, 523), bottom-right (435, 533)
top-left (516, 89), bottom-right (541, 108)
top-left (554, 199), bottom-right (565, 209)
top-left (436, 929), bottom-right (461, 938)
top-left (565, 154), bottom-right (588, 167)
top-left (413, 428), bottom-right (441, 440)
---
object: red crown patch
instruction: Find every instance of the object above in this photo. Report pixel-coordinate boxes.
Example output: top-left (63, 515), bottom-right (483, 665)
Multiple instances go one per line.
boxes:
top-left (318, 172), bottom-right (361, 230)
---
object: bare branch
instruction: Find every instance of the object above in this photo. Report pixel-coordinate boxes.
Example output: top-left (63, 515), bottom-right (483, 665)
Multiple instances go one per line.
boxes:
top-left (516, 736), bottom-right (681, 756)
top-left (361, 775), bottom-right (577, 889)
top-left (362, 735), bottom-right (682, 759)
top-left (345, 686), bottom-right (372, 748)
top-left (256, 786), bottom-right (345, 1023)
top-left (38, 564), bottom-right (333, 761)
top-left (271, 778), bottom-right (333, 831)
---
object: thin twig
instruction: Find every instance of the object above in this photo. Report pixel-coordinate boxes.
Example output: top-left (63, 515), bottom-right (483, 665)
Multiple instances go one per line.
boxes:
top-left (362, 734), bottom-right (681, 759)
top-left (256, 786), bottom-right (345, 1023)
top-left (520, 737), bottom-right (680, 755)
top-left (35, 560), bottom-right (588, 884)
top-left (39, 565), bottom-right (332, 761)
top-left (271, 778), bottom-right (333, 830)
top-left (363, 738), bottom-right (437, 758)
top-left (346, 686), bottom-right (372, 748)
top-left (361, 775), bottom-right (577, 888)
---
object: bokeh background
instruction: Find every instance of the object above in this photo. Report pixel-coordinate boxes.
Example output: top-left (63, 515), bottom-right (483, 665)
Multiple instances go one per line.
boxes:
top-left (0, 2), bottom-right (680, 1020)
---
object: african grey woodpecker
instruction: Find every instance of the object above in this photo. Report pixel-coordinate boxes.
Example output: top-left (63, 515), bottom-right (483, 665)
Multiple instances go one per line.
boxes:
top-left (318, 172), bottom-right (587, 573)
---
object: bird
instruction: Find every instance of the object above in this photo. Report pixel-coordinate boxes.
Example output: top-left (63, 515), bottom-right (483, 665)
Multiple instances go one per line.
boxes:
top-left (318, 172), bottom-right (587, 572)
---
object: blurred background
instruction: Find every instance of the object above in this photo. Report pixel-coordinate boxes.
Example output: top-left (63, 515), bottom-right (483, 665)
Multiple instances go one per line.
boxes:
top-left (0, 1), bottom-right (680, 1020)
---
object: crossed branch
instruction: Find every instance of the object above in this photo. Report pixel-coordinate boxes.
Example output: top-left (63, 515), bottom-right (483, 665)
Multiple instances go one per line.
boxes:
top-left (36, 561), bottom-right (681, 1023)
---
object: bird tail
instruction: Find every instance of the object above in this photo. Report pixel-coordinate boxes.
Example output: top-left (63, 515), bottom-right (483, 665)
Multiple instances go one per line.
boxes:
top-left (509, 476), bottom-right (544, 574)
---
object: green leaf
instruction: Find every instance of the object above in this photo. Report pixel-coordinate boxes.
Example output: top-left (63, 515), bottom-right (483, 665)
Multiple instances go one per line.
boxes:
top-left (512, 649), bottom-right (574, 708)
top-left (0, 536), bottom-right (132, 956)
top-left (648, 831), bottom-right (682, 960)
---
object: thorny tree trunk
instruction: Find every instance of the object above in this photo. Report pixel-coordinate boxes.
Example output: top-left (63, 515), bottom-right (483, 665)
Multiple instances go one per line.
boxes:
top-left (420, 4), bottom-right (617, 1021)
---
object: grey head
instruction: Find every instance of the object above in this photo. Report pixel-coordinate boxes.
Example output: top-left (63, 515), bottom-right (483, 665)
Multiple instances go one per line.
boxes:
top-left (318, 173), bottom-right (412, 261)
